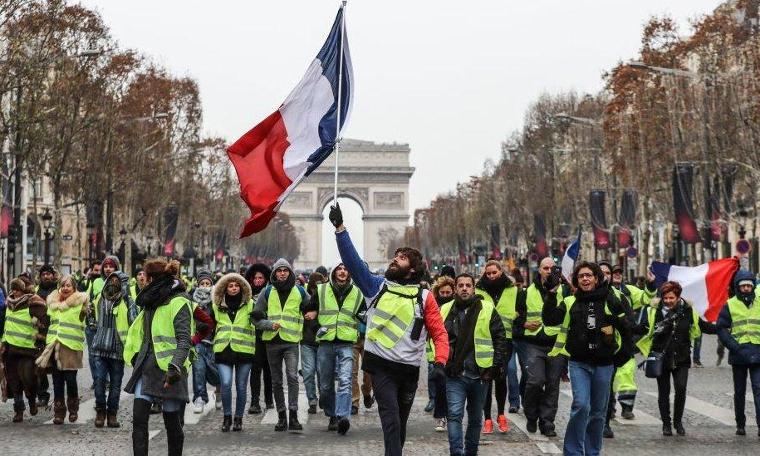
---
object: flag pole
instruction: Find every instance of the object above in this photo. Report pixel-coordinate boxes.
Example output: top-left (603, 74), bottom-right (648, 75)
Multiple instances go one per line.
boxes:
top-left (333, 0), bottom-right (347, 207)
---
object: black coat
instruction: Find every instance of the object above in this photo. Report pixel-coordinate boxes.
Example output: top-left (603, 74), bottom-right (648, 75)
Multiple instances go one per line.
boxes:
top-left (716, 302), bottom-right (760, 366)
top-left (639, 300), bottom-right (716, 369)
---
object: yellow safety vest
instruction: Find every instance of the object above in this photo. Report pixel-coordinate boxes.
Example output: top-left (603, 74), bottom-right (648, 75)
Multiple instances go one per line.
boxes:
top-left (1, 307), bottom-right (37, 349)
top-left (549, 295), bottom-right (622, 357)
top-left (427, 300), bottom-right (495, 367)
top-left (262, 286), bottom-right (304, 343)
top-left (123, 296), bottom-right (193, 371)
top-left (476, 286), bottom-right (517, 339)
top-left (316, 283), bottom-right (364, 343)
top-left (47, 301), bottom-right (85, 351)
top-left (213, 299), bottom-right (256, 354)
top-left (524, 284), bottom-right (561, 337)
top-left (727, 296), bottom-right (760, 344)
top-left (635, 305), bottom-right (701, 357)
top-left (366, 285), bottom-right (419, 349)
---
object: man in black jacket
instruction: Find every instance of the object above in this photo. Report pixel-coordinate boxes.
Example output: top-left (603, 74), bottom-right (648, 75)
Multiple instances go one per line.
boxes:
top-left (444, 273), bottom-right (511, 456)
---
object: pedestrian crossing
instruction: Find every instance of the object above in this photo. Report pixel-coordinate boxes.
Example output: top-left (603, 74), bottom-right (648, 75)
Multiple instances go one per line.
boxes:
top-left (643, 391), bottom-right (736, 426)
top-left (558, 388), bottom-right (661, 425)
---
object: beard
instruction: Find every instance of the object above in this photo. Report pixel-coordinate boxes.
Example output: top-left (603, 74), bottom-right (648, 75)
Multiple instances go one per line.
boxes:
top-left (384, 262), bottom-right (411, 282)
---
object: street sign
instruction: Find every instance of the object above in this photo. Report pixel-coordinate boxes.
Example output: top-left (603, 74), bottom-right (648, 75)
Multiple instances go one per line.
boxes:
top-left (736, 239), bottom-right (751, 254)
top-left (62, 234), bottom-right (73, 241)
top-left (626, 247), bottom-right (637, 258)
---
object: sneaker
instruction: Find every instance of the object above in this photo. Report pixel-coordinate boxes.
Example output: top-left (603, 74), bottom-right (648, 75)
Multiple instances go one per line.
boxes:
top-left (736, 426), bottom-right (746, 436)
top-left (497, 415), bottom-right (509, 433)
top-left (693, 361), bottom-right (703, 368)
top-left (621, 408), bottom-right (635, 420)
top-left (424, 400), bottom-right (434, 413)
top-left (508, 406), bottom-right (519, 414)
top-left (482, 419), bottom-right (493, 434)
top-left (215, 397), bottom-right (222, 410)
top-left (328, 416), bottom-right (339, 431)
top-left (248, 403), bottom-right (262, 414)
top-left (337, 417), bottom-right (350, 435)
top-left (435, 418), bottom-right (447, 432)
top-left (193, 398), bottom-right (205, 414)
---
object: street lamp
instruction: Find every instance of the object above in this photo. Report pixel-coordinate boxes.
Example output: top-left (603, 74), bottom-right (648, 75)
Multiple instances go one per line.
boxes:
top-left (41, 208), bottom-right (53, 265)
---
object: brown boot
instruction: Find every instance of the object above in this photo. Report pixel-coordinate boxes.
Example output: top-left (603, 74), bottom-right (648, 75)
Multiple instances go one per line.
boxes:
top-left (107, 411), bottom-right (121, 428)
top-left (52, 399), bottom-right (67, 425)
top-left (94, 407), bottom-right (106, 428)
top-left (67, 396), bottom-right (79, 423)
top-left (12, 406), bottom-right (24, 423)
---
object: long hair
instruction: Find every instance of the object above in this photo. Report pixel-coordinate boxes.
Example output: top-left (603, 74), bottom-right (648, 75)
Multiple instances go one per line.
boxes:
top-left (571, 261), bottom-right (604, 289)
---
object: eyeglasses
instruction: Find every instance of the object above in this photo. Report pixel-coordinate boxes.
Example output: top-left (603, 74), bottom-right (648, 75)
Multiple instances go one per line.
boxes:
top-left (577, 272), bottom-right (595, 279)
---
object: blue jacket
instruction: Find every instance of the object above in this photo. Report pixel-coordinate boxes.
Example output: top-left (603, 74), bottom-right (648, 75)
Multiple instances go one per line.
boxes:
top-left (716, 303), bottom-right (760, 366)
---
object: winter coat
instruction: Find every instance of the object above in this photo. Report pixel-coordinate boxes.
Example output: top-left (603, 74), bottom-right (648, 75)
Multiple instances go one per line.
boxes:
top-left (124, 277), bottom-right (191, 403)
top-left (253, 258), bottom-right (310, 344)
top-left (716, 300), bottom-right (760, 366)
top-left (211, 273), bottom-right (254, 365)
top-left (35, 290), bottom-right (88, 371)
top-left (2, 293), bottom-right (48, 358)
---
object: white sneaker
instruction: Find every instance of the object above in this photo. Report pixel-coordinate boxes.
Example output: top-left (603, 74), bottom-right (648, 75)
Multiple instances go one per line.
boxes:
top-left (215, 397), bottom-right (222, 410)
top-left (193, 397), bottom-right (205, 414)
top-left (435, 418), bottom-right (447, 432)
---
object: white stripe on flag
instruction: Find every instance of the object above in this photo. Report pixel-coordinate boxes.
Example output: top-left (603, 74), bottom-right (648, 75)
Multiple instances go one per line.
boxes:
top-left (667, 263), bottom-right (709, 316)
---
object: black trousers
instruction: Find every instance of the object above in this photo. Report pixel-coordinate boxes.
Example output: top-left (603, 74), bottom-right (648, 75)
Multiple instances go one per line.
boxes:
top-left (656, 365), bottom-right (689, 425)
top-left (732, 364), bottom-right (760, 428)
top-left (250, 338), bottom-right (273, 406)
top-left (483, 376), bottom-right (507, 419)
top-left (52, 367), bottom-right (78, 399)
top-left (372, 369), bottom-right (418, 456)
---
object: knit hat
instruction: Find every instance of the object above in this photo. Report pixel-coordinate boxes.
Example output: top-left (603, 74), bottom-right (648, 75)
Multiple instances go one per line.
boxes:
top-left (39, 264), bottom-right (56, 276)
top-left (11, 275), bottom-right (34, 293)
top-left (196, 269), bottom-right (213, 284)
top-left (734, 269), bottom-right (755, 289)
top-left (440, 265), bottom-right (456, 279)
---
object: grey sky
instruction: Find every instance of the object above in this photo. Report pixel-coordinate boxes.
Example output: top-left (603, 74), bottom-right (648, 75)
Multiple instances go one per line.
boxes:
top-left (80, 0), bottom-right (722, 213)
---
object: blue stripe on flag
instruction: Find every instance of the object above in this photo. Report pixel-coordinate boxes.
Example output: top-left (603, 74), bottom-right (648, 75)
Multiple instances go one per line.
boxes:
top-left (650, 261), bottom-right (672, 289)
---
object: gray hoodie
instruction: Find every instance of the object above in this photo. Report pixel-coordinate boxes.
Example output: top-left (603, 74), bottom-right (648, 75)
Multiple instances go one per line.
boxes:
top-left (253, 258), bottom-right (310, 337)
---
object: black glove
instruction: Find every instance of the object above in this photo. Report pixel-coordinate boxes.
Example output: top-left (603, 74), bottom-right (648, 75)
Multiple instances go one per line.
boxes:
top-left (251, 310), bottom-right (266, 321)
top-left (163, 364), bottom-right (182, 387)
top-left (430, 362), bottom-right (446, 382)
top-left (328, 202), bottom-right (343, 228)
top-left (543, 266), bottom-right (562, 291)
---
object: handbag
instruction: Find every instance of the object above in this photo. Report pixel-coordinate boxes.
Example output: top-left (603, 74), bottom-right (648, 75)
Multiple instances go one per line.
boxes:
top-left (644, 350), bottom-right (666, 378)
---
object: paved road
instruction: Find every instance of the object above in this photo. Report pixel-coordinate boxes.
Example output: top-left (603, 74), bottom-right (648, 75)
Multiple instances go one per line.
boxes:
top-left (1, 336), bottom-right (758, 455)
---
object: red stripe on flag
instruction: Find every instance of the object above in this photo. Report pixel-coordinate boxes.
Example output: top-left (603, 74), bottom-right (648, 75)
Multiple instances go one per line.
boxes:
top-left (227, 110), bottom-right (292, 237)
top-left (703, 257), bottom-right (739, 322)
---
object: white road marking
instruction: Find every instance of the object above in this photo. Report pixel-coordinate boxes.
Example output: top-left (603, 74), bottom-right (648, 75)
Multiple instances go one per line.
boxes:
top-left (724, 391), bottom-right (755, 403)
top-left (508, 409), bottom-right (562, 454)
top-left (644, 391), bottom-right (735, 426)
top-left (149, 430), bottom-right (161, 440)
top-left (184, 389), bottom-right (216, 425)
top-left (560, 387), bottom-right (661, 426)
top-left (262, 389), bottom-right (310, 425)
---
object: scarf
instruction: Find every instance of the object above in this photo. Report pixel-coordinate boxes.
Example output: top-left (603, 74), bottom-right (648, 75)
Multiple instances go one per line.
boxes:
top-left (193, 286), bottom-right (212, 309)
top-left (6, 293), bottom-right (32, 311)
top-left (574, 285), bottom-right (609, 304)
top-left (272, 273), bottom-right (295, 293)
top-left (222, 292), bottom-right (243, 311)
top-left (136, 276), bottom-right (181, 310)
top-left (477, 274), bottom-right (510, 300)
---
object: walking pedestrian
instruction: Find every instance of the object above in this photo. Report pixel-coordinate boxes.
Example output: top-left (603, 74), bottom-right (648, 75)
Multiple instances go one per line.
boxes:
top-left (211, 273), bottom-right (255, 432)
top-left (252, 258), bottom-right (309, 432)
top-left (190, 270), bottom-right (217, 414)
top-left (443, 273), bottom-right (511, 456)
top-left (351, 303), bottom-right (374, 414)
top-left (636, 280), bottom-right (716, 436)
top-left (427, 275), bottom-right (455, 431)
top-left (475, 260), bottom-right (518, 434)
top-left (301, 271), bottom-right (326, 415)
top-left (125, 258), bottom-right (193, 456)
top-left (716, 269), bottom-right (760, 437)
top-left (329, 203), bottom-right (449, 456)
top-left (244, 263), bottom-right (274, 414)
top-left (84, 261), bottom-right (104, 390)
top-left (1, 276), bottom-right (47, 422)
top-left (307, 263), bottom-right (365, 435)
top-left (542, 261), bottom-right (632, 456)
top-left (35, 275), bottom-right (88, 424)
top-left (513, 257), bottom-right (565, 437)
top-left (35, 264), bottom-right (57, 408)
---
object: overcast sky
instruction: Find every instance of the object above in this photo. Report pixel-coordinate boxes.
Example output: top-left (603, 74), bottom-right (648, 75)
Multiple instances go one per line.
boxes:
top-left (79, 0), bottom-right (723, 213)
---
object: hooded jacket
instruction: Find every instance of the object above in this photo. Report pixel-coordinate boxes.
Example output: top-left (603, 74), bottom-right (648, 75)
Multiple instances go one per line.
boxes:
top-left (2, 290), bottom-right (48, 357)
top-left (717, 270), bottom-right (760, 365)
top-left (303, 263), bottom-right (366, 345)
top-left (244, 263), bottom-right (272, 299)
top-left (90, 271), bottom-right (134, 359)
top-left (252, 259), bottom-right (310, 344)
top-left (210, 273), bottom-right (254, 364)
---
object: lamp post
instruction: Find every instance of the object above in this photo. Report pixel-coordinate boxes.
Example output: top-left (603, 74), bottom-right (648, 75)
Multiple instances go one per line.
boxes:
top-left (41, 208), bottom-right (53, 265)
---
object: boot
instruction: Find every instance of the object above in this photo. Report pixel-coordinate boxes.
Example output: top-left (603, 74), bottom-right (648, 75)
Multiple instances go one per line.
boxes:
top-left (288, 410), bottom-right (303, 431)
top-left (94, 407), bottom-right (106, 428)
top-left (163, 411), bottom-right (184, 456)
top-left (12, 405), bottom-right (24, 423)
top-left (53, 399), bottom-right (67, 425)
top-left (221, 415), bottom-right (232, 432)
top-left (107, 411), bottom-right (121, 428)
top-left (274, 411), bottom-right (287, 432)
top-left (674, 422), bottom-right (685, 436)
top-left (662, 423), bottom-right (673, 436)
top-left (248, 403), bottom-right (262, 414)
top-left (233, 416), bottom-right (243, 432)
top-left (132, 399), bottom-right (151, 456)
top-left (67, 396), bottom-right (79, 423)
top-left (28, 398), bottom-right (38, 416)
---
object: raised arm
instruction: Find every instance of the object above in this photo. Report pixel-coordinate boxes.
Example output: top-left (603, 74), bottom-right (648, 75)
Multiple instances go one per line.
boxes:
top-left (335, 229), bottom-right (384, 298)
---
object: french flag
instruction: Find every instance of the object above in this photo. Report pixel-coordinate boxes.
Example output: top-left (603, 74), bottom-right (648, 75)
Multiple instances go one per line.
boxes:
top-left (561, 229), bottom-right (581, 283)
top-left (650, 258), bottom-right (739, 322)
top-left (227, 7), bottom-right (353, 237)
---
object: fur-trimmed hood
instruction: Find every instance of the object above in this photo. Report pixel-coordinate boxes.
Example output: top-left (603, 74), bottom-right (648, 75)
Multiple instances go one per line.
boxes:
top-left (46, 289), bottom-right (89, 311)
top-left (212, 273), bottom-right (252, 307)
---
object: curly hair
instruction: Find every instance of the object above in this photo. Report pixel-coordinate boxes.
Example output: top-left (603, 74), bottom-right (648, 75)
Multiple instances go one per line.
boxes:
top-left (143, 258), bottom-right (180, 281)
top-left (432, 275), bottom-right (455, 296)
top-left (571, 261), bottom-right (604, 289)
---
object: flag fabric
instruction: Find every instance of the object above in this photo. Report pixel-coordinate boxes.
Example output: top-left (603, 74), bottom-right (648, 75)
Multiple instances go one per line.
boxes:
top-left (650, 258), bottom-right (739, 322)
top-left (227, 7), bottom-right (353, 237)
top-left (561, 230), bottom-right (581, 282)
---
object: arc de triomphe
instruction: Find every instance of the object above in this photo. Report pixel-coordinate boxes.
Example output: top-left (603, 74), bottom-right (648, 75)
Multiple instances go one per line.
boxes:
top-left (280, 139), bottom-right (414, 271)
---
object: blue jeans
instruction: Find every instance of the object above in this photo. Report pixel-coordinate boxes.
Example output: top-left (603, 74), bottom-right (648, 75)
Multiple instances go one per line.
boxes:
top-left (301, 344), bottom-right (319, 406)
top-left (428, 362), bottom-right (437, 401)
top-left (85, 327), bottom-right (97, 384)
top-left (218, 362), bottom-right (252, 417)
top-left (192, 343), bottom-right (210, 402)
top-left (692, 334), bottom-right (702, 363)
top-left (317, 342), bottom-right (353, 419)
top-left (93, 356), bottom-right (124, 413)
top-left (507, 351), bottom-right (520, 408)
top-left (564, 361), bottom-right (614, 456)
top-left (446, 376), bottom-right (488, 456)
top-left (134, 378), bottom-right (183, 412)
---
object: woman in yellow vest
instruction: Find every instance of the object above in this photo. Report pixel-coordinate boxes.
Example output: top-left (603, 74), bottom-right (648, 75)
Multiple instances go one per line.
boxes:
top-left (1, 276), bottom-right (47, 422)
top-left (35, 275), bottom-right (88, 424)
top-left (210, 273), bottom-right (255, 432)
top-left (123, 259), bottom-right (192, 456)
